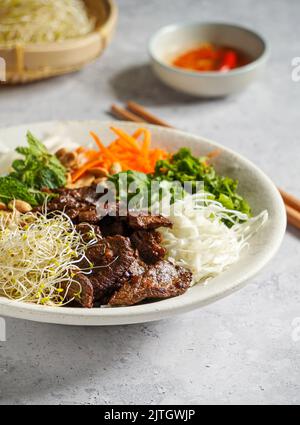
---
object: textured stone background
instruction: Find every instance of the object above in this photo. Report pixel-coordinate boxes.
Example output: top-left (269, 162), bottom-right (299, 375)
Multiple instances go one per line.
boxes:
top-left (0, 0), bottom-right (300, 405)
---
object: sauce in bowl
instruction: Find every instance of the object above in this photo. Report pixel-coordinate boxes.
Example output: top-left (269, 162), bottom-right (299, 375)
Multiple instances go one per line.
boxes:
top-left (172, 43), bottom-right (252, 72)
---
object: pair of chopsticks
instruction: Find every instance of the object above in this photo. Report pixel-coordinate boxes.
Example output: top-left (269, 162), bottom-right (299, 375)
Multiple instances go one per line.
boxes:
top-left (279, 189), bottom-right (300, 230)
top-left (110, 101), bottom-right (300, 231)
top-left (111, 101), bottom-right (173, 128)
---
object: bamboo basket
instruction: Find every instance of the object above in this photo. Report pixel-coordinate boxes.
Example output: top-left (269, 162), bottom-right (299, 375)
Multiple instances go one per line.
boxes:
top-left (0, 0), bottom-right (118, 84)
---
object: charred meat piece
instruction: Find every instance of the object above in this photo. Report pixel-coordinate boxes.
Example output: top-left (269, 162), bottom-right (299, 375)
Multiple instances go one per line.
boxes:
top-left (84, 239), bottom-right (114, 267)
top-left (86, 235), bottom-right (138, 304)
top-left (77, 207), bottom-right (99, 224)
top-left (130, 230), bottom-right (166, 264)
top-left (34, 193), bottom-right (81, 215)
top-left (65, 208), bottom-right (81, 221)
top-left (37, 185), bottom-right (173, 231)
top-left (57, 185), bottom-right (100, 205)
top-left (127, 212), bottom-right (172, 230)
top-left (100, 216), bottom-right (128, 237)
top-left (64, 235), bottom-right (139, 306)
top-left (109, 260), bottom-right (192, 306)
top-left (34, 186), bottom-right (193, 308)
top-left (62, 273), bottom-right (94, 308)
top-left (36, 185), bottom-right (103, 224)
top-left (76, 223), bottom-right (102, 242)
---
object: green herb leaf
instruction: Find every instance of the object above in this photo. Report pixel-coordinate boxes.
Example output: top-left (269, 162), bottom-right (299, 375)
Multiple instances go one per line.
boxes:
top-left (11, 131), bottom-right (67, 191)
top-left (0, 176), bottom-right (38, 206)
top-left (0, 131), bottom-right (66, 207)
top-left (154, 147), bottom-right (251, 218)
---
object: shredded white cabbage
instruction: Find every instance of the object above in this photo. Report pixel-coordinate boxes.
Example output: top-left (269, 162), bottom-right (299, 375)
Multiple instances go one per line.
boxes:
top-left (0, 0), bottom-right (95, 44)
top-left (159, 194), bottom-right (268, 285)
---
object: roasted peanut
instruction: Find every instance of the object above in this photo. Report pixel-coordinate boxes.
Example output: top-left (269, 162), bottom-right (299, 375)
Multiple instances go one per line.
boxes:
top-left (109, 162), bottom-right (122, 175)
top-left (60, 151), bottom-right (78, 169)
top-left (94, 177), bottom-right (108, 185)
top-left (55, 148), bottom-right (68, 158)
top-left (66, 172), bottom-right (72, 185)
top-left (89, 167), bottom-right (109, 178)
top-left (8, 200), bottom-right (32, 213)
top-left (67, 173), bottom-right (95, 189)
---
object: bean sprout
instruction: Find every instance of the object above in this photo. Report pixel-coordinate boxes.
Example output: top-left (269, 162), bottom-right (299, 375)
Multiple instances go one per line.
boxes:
top-left (0, 209), bottom-right (98, 306)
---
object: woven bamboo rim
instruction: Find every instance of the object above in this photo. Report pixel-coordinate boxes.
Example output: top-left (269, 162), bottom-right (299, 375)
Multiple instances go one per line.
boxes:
top-left (0, 0), bottom-right (118, 84)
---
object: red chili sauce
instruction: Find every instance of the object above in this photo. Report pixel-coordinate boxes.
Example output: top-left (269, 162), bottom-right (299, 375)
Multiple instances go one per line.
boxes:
top-left (172, 43), bottom-right (251, 72)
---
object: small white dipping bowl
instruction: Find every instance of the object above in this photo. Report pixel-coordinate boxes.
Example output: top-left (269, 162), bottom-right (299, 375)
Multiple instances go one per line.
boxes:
top-left (149, 22), bottom-right (268, 97)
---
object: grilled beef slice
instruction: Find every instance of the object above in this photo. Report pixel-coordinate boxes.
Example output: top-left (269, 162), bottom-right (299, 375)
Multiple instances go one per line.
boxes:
top-left (76, 223), bottom-right (102, 242)
top-left (130, 230), bottom-right (166, 264)
top-left (127, 212), bottom-right (172, 230)
top-left (109, 260), bottom-right (192, 306)
top-left (63, 235), bottom-right (138, 307)
top-left (36, 185), bottom-right (103, 224)
top-left (91, 236), bottom-right (138, 303)
top-left (63, 273), bottom-right (94, 308)
top-left (99, 216), bottom-right (128, 237)
top-left (57, 185), bottom-right (101, 205)
top-left (80, 235), bottom-right (138, 305)
top-left (38, 187), bottom-right (191, 307)
top-left (63, 230), bottom-right (192, 308)
top-left (38, 186), bottom-right (173, 231)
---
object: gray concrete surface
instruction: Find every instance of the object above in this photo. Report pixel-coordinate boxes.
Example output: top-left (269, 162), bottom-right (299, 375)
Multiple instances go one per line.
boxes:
top-left (0, 0), bottom-right (300, 405)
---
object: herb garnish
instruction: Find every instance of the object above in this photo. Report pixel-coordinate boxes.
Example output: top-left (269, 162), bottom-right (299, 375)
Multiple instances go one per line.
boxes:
top-left (0, 131), bottom-right (67, 206)
top-left (10, 131), bottom-right (67, 190)
top-left (154, 148), bottom-right (251, 215)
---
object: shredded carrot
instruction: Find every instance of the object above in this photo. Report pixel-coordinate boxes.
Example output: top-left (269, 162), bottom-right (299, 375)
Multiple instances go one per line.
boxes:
top-left (70, 127), bottom-right (169, 182)
top-left (90, 131), bottom-right (116, 161)
top-left (72, 159), bottom-right (104, 182)
top-left (141, 129), bottom-right (151, 155)
top-left (110, 127), bottom-right (141, 151)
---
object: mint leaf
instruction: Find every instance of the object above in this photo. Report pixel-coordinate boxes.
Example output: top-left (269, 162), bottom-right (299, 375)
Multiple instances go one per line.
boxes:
top-left (0, 177), bottom-right (38, 206)
top-left (11, 131), bottom-right (67, 191)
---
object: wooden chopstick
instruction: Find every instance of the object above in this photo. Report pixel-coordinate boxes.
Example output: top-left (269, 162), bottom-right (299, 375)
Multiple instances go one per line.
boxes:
top-left (285, 204), bottom-right (300, 230)
top-left (279, 189), bottom-right (300, 229)
top-left (111, 104), bottom-right (145, 123)
top-left (126, 101), bottom-right (174, 128)
top-left (279, 188), bottom-right (300, 213)
top-left (111, 100), bottom-right (300, 231)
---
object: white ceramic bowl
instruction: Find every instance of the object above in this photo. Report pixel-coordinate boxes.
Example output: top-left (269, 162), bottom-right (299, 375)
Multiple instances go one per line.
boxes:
top-left (0, 121), bottom-right (286, 326)
top-left (149, 22), bottom-right (268, 97)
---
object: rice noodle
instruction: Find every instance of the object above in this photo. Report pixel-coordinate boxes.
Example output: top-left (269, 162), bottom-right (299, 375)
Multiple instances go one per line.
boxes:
top-left (0, 0), bottom-right (95, 44)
